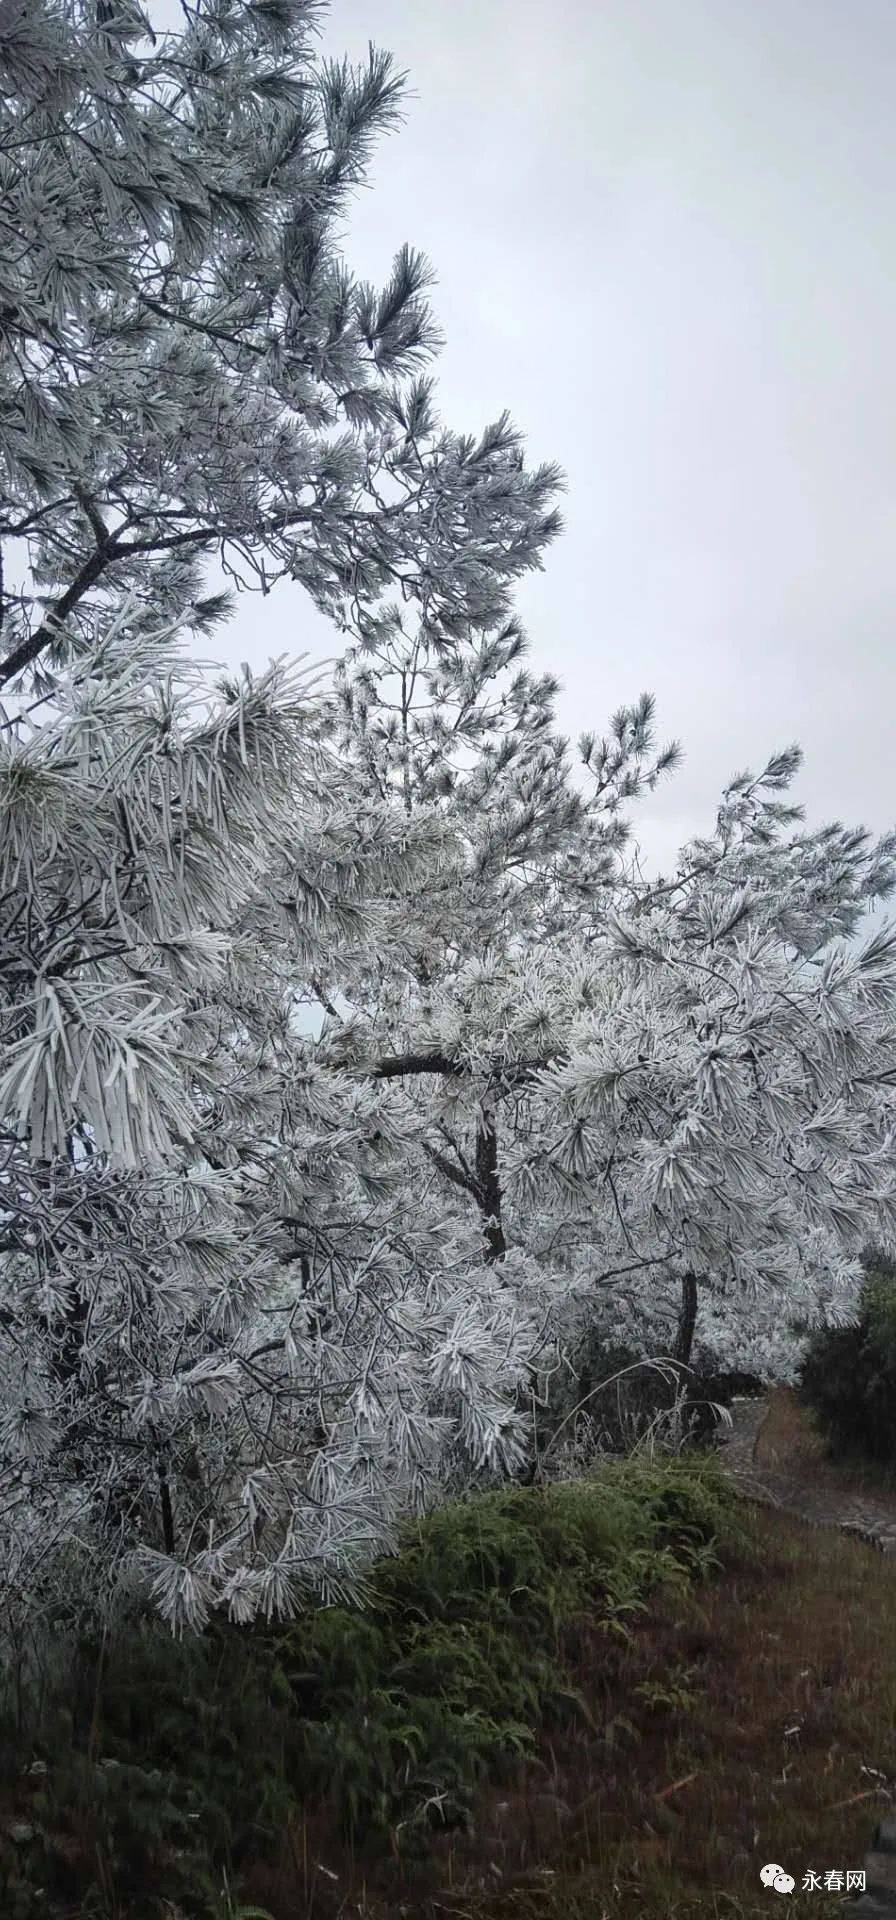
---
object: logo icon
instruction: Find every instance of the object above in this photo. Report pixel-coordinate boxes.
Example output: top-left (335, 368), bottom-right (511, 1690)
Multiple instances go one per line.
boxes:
top-left (760, 1864), bottom-right (795, 1894)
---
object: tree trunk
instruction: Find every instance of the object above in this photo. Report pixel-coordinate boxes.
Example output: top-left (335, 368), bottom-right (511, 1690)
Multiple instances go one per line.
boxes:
top-left (474, 1104), bottom-right (506, 1262)
top-left (673, 1271), bottom-right (699, 1368)
top-left (158, 1457), bottom-right (176, 1555)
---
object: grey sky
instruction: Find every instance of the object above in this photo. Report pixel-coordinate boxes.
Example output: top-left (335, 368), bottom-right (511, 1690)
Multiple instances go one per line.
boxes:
top-left (159, 0), bottom-right (896, 877)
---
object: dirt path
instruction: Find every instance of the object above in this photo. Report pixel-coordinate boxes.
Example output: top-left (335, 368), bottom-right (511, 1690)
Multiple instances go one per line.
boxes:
top-left (718, 1389), bottom-right (896, 1554)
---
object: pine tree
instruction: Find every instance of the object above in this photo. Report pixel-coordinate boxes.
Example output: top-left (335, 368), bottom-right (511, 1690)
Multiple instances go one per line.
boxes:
top-left (328, 600), bottom-right (681, 1266)
top-left (0, 0), bottom-right (563, 694)
top-left (0, 0), bottom-right (564, 1638)
top-left (329, 625), bottom-right (896, 1389)
top-left (3, 0), bottom-right (896, 1653)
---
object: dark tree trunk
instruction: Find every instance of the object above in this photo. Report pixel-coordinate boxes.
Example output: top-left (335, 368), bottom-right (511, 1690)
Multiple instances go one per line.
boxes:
top-left (158, 1459), bottom-right (176, 1555)
top-left (673, 1271), bottom-right (699, 1368)
top-left (475, 1106), bottom-right (506, 1262)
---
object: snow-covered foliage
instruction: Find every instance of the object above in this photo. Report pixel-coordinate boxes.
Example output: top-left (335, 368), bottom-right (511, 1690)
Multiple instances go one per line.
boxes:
top-left (0, 0), bottom-right (564, 1638)
top-left (329, 620), bottom-right (896, 1390)
top-left (0, 0), bottom-right (562, 690)
top-left (2, 0), bottom-right (896, 1645)
top-left (0, 615), bottom-right (559, 1641)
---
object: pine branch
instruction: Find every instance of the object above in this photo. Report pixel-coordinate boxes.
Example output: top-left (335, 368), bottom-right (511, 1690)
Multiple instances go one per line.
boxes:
top-left (0, 540), bottom-right (113, 688)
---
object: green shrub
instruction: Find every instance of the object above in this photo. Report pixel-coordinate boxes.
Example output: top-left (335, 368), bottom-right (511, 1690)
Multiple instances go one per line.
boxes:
top-left (269, 1454), bottom-right (739, 1842)
top-left (798, 1257), bottom-right (896, 1463)
top-left (1, 1453), bottom-right (739, 1913)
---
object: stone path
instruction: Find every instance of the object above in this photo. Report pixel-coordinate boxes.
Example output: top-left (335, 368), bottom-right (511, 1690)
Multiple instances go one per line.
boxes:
top-left (717, 1397), bottom-right (896, 1556)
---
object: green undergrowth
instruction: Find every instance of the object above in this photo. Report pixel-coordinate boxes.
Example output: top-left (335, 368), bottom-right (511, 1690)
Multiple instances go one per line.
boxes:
top-left (0, 1453), bottom-right (741, 1918)
top-left (799, 1258), bottom-right (896, 1465)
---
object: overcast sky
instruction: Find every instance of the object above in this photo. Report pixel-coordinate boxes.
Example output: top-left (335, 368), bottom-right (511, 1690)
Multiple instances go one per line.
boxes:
top-left (157, 0), bottom-right (896, 877)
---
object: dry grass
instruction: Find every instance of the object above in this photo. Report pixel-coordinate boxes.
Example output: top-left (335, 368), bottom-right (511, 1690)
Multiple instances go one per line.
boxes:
top-left (754, 1388), bottom-right (829, 1476)
top-left (240, 1501), bottom-right (896, 1920)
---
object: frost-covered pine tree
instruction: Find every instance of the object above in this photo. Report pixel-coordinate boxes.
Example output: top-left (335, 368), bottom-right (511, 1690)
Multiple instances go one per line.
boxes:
top-left (328, 611), bottom-right (896, 1389)
top-left (327, 587), bottom-right (680, 1253)
top-left (515, 748), bottom-right (896, 1380)
top-left (3, 0), bottom-right (896, 1655)
top-left (0, 0), bottom-right (567, 1640)
top-left (0, 0), bottom-right (563, 690)
top-left (0, 625), bottom-right (556, 1642)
